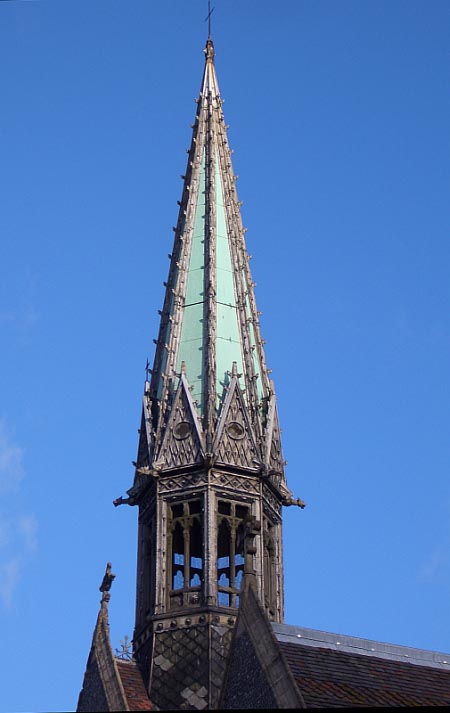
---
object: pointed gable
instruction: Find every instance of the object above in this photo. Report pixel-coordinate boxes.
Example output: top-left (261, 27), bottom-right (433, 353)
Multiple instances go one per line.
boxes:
top-left (77, 577), bottom-right (130, 712)
top-left (157, 373), bottom-right (204, 470)
top-left (77, 611), bottom-right (128, 712)
top-left (135, 385), bottom-right (153, 470)
top-left (213, 371), bottom-right (260, 470)
top-left (264, 393), bottom-right (285, 477)
top-left (77, 566), bottom-right (153, 713)
top-left (220, 582), bottom-right (304, 709)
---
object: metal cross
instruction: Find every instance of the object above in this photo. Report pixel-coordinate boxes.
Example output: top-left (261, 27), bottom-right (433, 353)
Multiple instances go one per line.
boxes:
top-left (205, 0), bottom-right (215, 39)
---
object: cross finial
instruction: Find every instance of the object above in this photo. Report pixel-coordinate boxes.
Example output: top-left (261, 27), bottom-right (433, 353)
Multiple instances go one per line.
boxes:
top-left (205, 0), bottom-right (215, 40)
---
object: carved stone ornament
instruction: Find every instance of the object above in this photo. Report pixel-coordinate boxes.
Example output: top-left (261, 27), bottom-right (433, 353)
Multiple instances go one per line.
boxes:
top-left (173, 421), bottom-right (192, 440)
top-left (225, 421), bottom-right (245, 440)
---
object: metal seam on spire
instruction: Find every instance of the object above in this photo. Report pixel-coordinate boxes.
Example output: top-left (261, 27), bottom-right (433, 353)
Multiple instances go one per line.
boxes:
top-left (203, 85), bottom-right (217, 450)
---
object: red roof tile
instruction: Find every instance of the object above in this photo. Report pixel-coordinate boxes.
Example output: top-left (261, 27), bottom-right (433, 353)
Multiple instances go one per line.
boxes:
top-left (116, 659), bottom-right (153, 711)
top-left (279, 642), bottom-right (450, 708)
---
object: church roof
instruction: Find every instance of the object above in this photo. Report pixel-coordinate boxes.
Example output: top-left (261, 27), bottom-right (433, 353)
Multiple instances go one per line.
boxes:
top-left (273, 623), bottom-right (450, 708)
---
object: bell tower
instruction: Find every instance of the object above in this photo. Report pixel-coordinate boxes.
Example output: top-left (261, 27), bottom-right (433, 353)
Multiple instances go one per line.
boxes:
top-left (115, 37), bottom-right (304, 711)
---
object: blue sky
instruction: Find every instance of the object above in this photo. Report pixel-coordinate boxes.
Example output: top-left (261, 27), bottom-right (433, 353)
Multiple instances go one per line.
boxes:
top-left (1, 1), bottom-right (449, 711)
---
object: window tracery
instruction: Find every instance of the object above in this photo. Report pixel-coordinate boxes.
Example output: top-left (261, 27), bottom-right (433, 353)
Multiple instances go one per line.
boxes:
top-left (217, 499), bottom-right (249, 608)
top-left (167, 499), bottom-right (203, 609)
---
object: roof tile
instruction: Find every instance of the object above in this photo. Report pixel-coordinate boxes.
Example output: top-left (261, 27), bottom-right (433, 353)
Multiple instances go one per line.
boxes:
top-left (279, 641), bottom-right (450, 708)
top-left (115, 659), bottom-right (153, 711)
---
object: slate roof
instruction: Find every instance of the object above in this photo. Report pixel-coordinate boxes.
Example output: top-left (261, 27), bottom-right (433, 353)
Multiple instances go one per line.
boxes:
top-left (115, 659), bottom-right (153, 711)
top-left (273, 623), bottom-right (450, 708)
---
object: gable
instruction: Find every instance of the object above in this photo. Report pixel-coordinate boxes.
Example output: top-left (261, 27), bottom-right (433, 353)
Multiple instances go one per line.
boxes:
top-left (213, 376), bottom-right (260, 470)
top-left (76, 604), bottom-right (129, 713)
top-left (220, 584), bottom-right (303, 709)
top-left (157, 375), bottom-right (204, 470)
top-left (135, 405), bottom-right (152, 470)
top-left (265, 396), bottom-right (284, 476)
top-left (77, 655), bottom-right (110, 713)
top-left (221, 627), bottom-right (278, 709)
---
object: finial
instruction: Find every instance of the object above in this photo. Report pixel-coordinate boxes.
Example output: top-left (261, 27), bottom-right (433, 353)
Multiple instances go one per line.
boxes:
top-left (99, 562), bottom-right (115, 606)
top-left (204, 1), bottom-right (215, 62)
top-left (205, 0), bottom-right (215, 40)
top-left (115, 635), bottom-right (133, 661)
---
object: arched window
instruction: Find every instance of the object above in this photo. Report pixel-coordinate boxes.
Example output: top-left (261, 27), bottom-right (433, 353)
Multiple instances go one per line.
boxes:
top-left (217, 500), bottom-right (249, 608)
top-left (168, 499), bottom-right (203, 609)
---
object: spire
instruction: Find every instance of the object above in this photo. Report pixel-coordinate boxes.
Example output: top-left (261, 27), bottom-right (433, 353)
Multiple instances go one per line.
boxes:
top-left (148, 38), bottom-right (272, 456)
top-left (121, 39), bottom-right (303, 709)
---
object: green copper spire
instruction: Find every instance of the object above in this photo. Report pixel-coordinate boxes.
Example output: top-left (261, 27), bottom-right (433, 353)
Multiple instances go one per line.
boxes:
top-left (149, 38), bottom-right (272, 451)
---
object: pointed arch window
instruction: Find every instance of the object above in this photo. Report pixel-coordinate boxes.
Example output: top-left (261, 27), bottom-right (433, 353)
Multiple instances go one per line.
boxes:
top-left (167, 499), bottom-right (203, 609)
top-left (217, 500), bottom-right (248, 608)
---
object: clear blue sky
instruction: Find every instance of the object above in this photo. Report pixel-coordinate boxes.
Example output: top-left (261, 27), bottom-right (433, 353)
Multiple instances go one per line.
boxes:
top-left (1, 1), bottom-right (449, 711)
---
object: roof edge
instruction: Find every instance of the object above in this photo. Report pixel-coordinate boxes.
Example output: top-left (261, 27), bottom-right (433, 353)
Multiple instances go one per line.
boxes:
top-left (272, 622), bottom-right (450, 670)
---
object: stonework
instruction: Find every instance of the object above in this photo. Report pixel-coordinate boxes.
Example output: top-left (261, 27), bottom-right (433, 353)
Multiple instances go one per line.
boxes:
top-left (77, 657), bottom-right (110, 713)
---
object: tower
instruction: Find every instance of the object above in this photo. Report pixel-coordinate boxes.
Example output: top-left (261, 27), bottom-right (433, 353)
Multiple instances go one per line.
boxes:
top-left (114, 37), bottom-right (302, 710)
